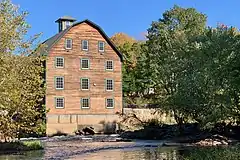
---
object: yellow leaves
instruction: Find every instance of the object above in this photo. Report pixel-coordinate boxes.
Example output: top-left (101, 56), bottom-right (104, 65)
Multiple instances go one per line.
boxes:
top-left (111, 32), bottom-right (136, 47)
top-left (0, 0), bottom-right (31, 55)
top-left (0, 55), bottom-right (45, 139)
top-left (0, 0), bottom-right (45, 139)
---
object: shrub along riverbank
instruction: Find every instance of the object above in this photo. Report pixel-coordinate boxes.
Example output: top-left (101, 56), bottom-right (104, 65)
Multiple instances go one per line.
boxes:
top-left (0, 140), bottom-right (43, 154)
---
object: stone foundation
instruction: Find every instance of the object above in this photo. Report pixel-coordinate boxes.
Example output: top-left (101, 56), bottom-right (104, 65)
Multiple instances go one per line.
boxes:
top-left (46, 114), bottom-right (120, 135)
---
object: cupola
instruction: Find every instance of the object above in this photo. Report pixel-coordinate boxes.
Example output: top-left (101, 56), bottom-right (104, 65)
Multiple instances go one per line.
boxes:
top-left (55, 16), bottom-right (76, 32)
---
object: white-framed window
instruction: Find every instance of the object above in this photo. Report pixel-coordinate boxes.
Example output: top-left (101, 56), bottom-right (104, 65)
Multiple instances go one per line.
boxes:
top-left (55, 97), bottom-right (64, 108)
top-left (66, 21), bottom-right (71, 28)
top-left (106, 60), bottom-right (113, 70)
top-left (106, 98), bottom-right (114, 108)
top-left (81, 78), bottom-right (89, 90)
top-left (81, 58), bottom-right (89, 69)
top-left (55, 76), bottom-right (64, 89)
top-left (81, 98), bottom-right (90, 108)
top-left (65, 38), bottom-right (72, 49)
top-left (106, 79), bottom-right (114, 91)
top-left (98, 41), bottom-right (105, 52)
top-left (55, 57), bottom-right (64, 68)
top-left (82, 40), bottom-right (88, 51)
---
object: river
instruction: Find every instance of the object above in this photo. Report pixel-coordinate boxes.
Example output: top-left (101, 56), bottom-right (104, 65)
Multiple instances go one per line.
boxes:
top-left (0, 140), bottom-right (239, 160)
top-left (0, 146), bottom-right (183, 160)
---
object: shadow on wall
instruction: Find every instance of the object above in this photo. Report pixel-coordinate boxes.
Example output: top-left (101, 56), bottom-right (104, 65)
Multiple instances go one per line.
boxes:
top-left (99, 120), bottom-right (118, 134)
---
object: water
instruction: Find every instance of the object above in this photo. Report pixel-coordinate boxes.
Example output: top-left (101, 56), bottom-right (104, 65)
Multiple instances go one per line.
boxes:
top-left (0, 150), bottom-right (44, 160)
top-left (74, 147), bottom-right (181, 160)
top-left (0, 147), bottom-right (181, 160)
top-left (0, 140), bottom-right (239, 160)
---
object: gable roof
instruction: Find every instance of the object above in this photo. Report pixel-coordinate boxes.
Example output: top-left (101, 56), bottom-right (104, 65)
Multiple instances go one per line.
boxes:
top-left (42, 19), bottom-right (122, 61)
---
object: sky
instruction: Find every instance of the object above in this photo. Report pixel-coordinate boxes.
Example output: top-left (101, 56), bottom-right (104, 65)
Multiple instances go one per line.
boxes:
top-left (12, 0), bottom-right (240, 42)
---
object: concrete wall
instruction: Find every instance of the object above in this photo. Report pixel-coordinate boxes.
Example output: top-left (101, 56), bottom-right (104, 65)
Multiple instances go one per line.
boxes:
top-left (123, 108), bottom-right (175, 123)
top-left (121, 108), bottom-right (176, 130)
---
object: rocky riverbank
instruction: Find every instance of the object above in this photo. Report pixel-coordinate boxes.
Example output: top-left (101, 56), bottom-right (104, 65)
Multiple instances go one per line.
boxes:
top-left (41, 138), bottom-right (168, 160)
top-left (120, 123), bottom-right (240, 146)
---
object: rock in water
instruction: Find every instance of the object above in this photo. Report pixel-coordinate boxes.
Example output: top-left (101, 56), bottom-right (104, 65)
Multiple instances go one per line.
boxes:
top-left (82, 127), bottom-right (95, 135)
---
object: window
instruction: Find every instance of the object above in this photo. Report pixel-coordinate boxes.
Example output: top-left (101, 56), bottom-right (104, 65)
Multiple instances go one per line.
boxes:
top-left (98, 41), bottom-right (105, 52)
top-left (55, 97), bottom-right (64, 108)
top-left (81, 59), bottom-right (89, 69)
top-left (55, 57), bottom-right (64, 68)
top-left (106, 98), bottom-right (114, 108)
top-left (65, 38), bottom-right (72, 49)
top-left (81, 98), bottom-right (90, 108)
top-left (106, 79), bottom-right (114, 91)
top-left (82, 40), bottom-right (88, 51)
top-left (66, 21), bottom-right (71, 28)
top-left (81, 78), bottom-right (89, 90)
top-left (106, 60), bottom-right (113, 70)
top-left (55, 76), bottom-right (64, 89)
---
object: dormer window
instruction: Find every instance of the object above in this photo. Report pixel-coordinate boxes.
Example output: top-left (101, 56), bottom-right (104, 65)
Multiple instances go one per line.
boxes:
top-left (65, 38), bottom-right (72, 49)
top-left (82, 40), bottom-right (88, 51)
top-left (66, 21), bottom-right (71, 28)
top-left (98, 41), bottom-right (105, 52)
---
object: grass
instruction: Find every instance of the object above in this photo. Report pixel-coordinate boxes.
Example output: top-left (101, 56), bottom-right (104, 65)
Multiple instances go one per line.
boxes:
top-left (0, 140), bottom-right (43, 153)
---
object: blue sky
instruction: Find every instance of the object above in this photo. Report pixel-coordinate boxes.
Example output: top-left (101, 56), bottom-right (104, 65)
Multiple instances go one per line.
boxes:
top-left (12, 0), bottom-right (240, 41)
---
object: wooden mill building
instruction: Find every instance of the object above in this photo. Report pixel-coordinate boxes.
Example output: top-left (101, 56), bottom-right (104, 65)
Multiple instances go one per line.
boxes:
top-left (42, 16), bottom-right (123, 135)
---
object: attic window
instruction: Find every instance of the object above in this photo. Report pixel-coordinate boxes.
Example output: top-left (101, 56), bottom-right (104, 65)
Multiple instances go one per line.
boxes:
top-left (82, 40), bottom-right (88, 51)
top-left (98, 41), bottom-right (105, 52)
top-left (65, 38), bottom-right (72, 49)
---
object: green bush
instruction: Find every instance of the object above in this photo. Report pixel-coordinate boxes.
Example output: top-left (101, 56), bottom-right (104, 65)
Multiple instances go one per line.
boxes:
top-left (22, 141), bottom-right (43, 150)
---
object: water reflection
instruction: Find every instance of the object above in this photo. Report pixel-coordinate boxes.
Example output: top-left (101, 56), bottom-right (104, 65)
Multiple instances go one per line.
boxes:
top-left (0, 145), bottom-right (239, 160)
top-left (0, 147), bottom-right (180, 160)
top-left (0, 150), bottom-right (44, 160)
top-left (74, 147), bottom-right (180, 160)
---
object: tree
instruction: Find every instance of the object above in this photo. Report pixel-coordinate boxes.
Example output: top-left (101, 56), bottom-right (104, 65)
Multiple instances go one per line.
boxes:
top-left (0, 0), bottom-right (45, 140)
top-left (169, 25), bottom-right (240, 129)
top-left (111, 33), bottom-right (139, 67)
top-left (193, 26), bottom-right (240, 127)
top-left (143, 5), bottom-right (207, 129)
top-left (111, 33), bottom-right (146, 105)
top-left (111, 32), bottom-right (136, 47)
